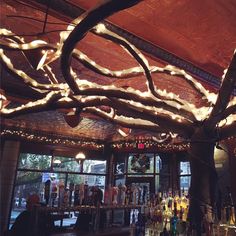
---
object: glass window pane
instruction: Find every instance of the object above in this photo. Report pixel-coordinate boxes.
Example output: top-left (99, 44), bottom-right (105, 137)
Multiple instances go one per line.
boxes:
top-left (83, 175), bottom-right (106, 188)
top-left (10, 171), bottom-right (45, 228)
top-left (10, 171), bottom-right (67, 226)
top-left (159, 174), bottom-right (170, 191)
top-left (67, 174), bottom-right (84, 186)
top-left (159, 157), bottom-right (170, 175)
top-left (127, 174), bottom-right (153, 177)
top-left (83, 175), bottom-right (106, 201)
top-left (115, 160), bottom-right (125, 174)
top-left (115, 176), bottom-right (125, 186)
top-left (180, 162), bottom-right (191, 175)
top-left (180, 176), bottom-right (191, 191)
top-left (128, 153), bottom-right (154, 173)
top-left (155, 155), bottom-right (162, 173)
top-left (53, 156), bottom-right (81, 172)
top-left (155, 175), bottom-right (160, 193)
top-left (18, 153), bottom-right (51, 170)
top-left (83, 160), bottom-right (106, 174)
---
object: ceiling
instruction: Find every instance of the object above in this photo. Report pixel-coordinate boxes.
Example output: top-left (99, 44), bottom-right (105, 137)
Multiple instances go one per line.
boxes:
top-left (1, 0), bottom-right (236, 144)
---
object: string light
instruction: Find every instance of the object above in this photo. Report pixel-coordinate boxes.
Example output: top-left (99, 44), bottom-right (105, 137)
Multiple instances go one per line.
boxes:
top-left (0, 0), bottom-right (235, 144)
top-left (1, 128), bottom-right (235, 152)
top-left (111, 142), bottom-right (190, 151)
top-left (1, 129), bottom-right (104, 149)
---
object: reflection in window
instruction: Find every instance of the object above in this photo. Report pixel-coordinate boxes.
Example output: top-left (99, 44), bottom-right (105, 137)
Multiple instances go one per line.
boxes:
top-left (159, 174), bottom-right (170, 191)
top-left (180, 162), bottom-right (191, 175)
top-left (18, 153), bottom-right (51, 170)
top-left (180, 176), bottom-right (191, 191)
top-left (115, 160), bottom-right (125, 174)
top-left (10, 171), bottom-right (66, 227)
top-left (53, 156), bottom-right (81, 172)
top-left (115, 176), bottom-right (125, 186)
top-left (11, 152), bottom-right (107, 229)
top-left (155, 155), bottom-right (162, 173)
top-left (128, 153), bottom-right (154, 174)
top-left (180, 162), bottom-right (191, 192)
top-left (67, 174), bottom-right (84, 186)
top-left (83, 160), bottom-right (106, 174)
top-left (83, 175), bottom-right (106, 187)
top-left (155, 175), bottom-right (160, 193)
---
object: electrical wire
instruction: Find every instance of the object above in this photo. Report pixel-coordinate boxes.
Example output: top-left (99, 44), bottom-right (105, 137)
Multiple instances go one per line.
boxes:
top-left (7, 15), bottom-right (75, 26)
top-left (1, 30), bottom-right (72, 37)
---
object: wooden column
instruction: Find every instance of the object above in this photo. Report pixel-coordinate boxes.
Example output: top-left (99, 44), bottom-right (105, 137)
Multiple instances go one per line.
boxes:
top-left (103, 144), bottom-right (113, 186)
top-left (170, 153), bottom-right (178, 194)
top-left (225, 138), bottom-right (236, 204)
top-left (0, 140), bottom-right (20, 234)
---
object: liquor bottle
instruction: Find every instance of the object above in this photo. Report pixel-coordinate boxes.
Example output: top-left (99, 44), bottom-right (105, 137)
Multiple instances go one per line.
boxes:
top-left (142, 185), bottom-right (147, 204)
top-left (167, 191), bottom-right (173, 210)
top-left (126, 185), bottom-right (131, 205)
top-left (224, 186), bottom-right (234, 223)
top-left (162, 205), bottom-right (171, 232)
top-left (170, 206), bottom-right (178, 235)
top-left (229, 206), bottom-right (236, 225)
top-left (180, 190), bottom-right (189, 222)
top-left (182, 205), bottom-right (188, 222)
top-left (137, 186), bottom-right (142, 205)
top-left (179, 207), bottom-right (183, 221)
top-left (160, 217), bottom-right (170, 236)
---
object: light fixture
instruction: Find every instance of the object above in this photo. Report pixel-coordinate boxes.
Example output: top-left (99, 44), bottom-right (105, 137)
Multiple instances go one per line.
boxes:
top-left (63, 108), bottom-right (83, 128)
top-left (22, 47), bottom-right (57, 72)
top-left (117, 127), bottom-right (131, 137)
top-left (75, 152), bottom-right (86, 160)
top-left (152, 133), bottom-right (171, 143)
top-left (53, 159), bottom-right (61, 164)
top-left (0, 89), bottom-right (9, 110)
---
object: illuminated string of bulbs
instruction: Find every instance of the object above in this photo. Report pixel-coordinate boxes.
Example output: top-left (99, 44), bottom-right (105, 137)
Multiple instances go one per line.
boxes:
top-left (0, 0), bottom-right (235, 138)
top-left (112, 141), bottom-right (190, 151)
top-left (1, 128), bottom-right (190, 151)
top-left (1, 127), bottom-right (234, 151)
top-left (1, 129), bottom-right (104, 149)
top-left (0, 26), bottom-right (226, 124)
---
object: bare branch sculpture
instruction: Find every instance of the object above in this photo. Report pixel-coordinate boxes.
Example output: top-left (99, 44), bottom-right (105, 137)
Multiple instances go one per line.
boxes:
top-left (0, 0), bottom-right (236, 232)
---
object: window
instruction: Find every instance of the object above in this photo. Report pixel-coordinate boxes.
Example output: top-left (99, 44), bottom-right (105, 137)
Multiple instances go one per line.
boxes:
top-left (180, 162), bottom-right (191, 175)
top-left (83, 160), bottom-right (106, 174)
top-left (155, 155), bottom-right (162, 173)
top-left (52, 156), bottom-right (81, 172)
top-left (114, 153), bottom-right (171, 194)
top-left (180, 176), bottom-right (191, 190)
top-left (179, 161), bottom-right (191, 192)
top-left (10, 152), bottom-right (107, 229)
top-left (18, 153), bottom-right (51, 170)
top-left (115, 159), bottom-right (125, 175)
top-left (127, 153), bottom-right (154, 174)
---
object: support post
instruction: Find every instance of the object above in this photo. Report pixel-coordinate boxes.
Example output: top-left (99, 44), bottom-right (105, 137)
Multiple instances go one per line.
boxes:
top-left (0, 140), bottom-right (20, 234)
